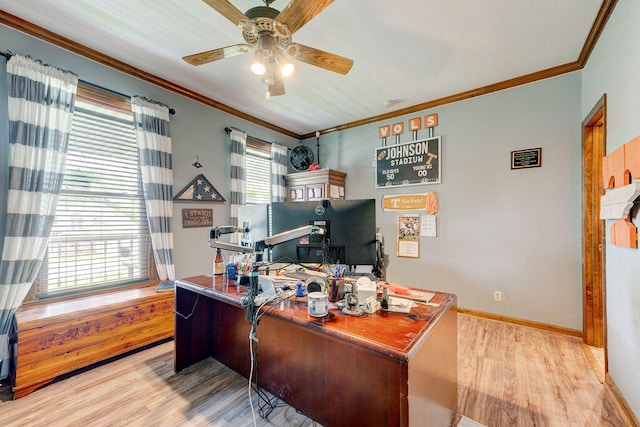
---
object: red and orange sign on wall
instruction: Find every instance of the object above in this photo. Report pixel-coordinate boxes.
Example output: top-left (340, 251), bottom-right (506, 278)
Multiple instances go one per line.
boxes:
top-left (379, 114), bottom-right (438, 139)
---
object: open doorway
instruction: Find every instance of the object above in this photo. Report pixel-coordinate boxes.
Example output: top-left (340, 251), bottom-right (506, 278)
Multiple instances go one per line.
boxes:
top-left (581, 94), bottom-right (607, 380)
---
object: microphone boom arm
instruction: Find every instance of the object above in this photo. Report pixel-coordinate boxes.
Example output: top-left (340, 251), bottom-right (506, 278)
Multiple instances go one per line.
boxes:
top-left (209, 224), bottom-right (254, 253)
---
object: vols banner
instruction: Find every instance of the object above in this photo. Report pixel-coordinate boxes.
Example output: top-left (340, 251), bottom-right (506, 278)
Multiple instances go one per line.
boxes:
top-left (382, 191), bottom-right (438, 214)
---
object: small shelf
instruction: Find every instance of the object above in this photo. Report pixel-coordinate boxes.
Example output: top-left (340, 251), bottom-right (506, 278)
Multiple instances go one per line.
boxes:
top-left (284, 169), bottom-right (347, 202)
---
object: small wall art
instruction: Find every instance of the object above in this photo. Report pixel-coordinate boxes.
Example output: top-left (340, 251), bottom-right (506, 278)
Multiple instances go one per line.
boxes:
top-left (397, 213), bottom-right (420, 258)
top-left (511, 147), bottom-right (542, 169)
top-left (174, 174), bottom-right (226, 203)
top-left (181, 208), bottom-right (213, 228)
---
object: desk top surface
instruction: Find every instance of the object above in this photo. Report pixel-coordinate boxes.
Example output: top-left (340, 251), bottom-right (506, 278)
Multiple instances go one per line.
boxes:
top-left (176, 275), bottom-right (456, 361)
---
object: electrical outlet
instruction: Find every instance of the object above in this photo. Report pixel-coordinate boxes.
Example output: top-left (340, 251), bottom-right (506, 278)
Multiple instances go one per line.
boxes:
top-left (493, 291), bottom-right (503, 302)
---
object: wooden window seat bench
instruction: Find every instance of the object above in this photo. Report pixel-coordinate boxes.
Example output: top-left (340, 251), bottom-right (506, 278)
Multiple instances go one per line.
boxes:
top-left (11, 282), bottom-right (174, 399)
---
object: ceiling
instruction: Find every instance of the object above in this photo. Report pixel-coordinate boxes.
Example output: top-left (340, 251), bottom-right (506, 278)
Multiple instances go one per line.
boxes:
top-left (0, 1), bottom-right (609, 139)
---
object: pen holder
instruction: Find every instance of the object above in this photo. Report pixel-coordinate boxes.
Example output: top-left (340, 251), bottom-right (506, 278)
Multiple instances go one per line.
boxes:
top-left (329, 278), bottom-right (343, 302)
top-left (237, 274), bottom-right (250, 287)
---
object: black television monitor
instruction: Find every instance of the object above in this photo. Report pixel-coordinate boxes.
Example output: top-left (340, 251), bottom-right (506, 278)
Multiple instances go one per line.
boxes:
top-left (270, 199), bottom-right (376, 266)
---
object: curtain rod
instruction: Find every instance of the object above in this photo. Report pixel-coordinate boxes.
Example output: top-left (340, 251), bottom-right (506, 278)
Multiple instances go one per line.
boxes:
top-left (1, 50), bottom-right (175, 115)
top-left (225, 126), bottom-right (284, 147)
top-left (80, 80), bottom-right (176, 115)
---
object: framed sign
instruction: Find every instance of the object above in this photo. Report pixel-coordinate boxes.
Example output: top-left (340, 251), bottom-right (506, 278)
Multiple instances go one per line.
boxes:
top-left (511, 148), bottom-right (541, 169)
top-left (182, 209), bottom-right (213, 228)
top-left (376, 137), bottom-right (441, 188)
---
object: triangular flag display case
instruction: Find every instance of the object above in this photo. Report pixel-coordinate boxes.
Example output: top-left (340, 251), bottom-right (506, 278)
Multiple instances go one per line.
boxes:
top-left (173, 174), bottom-right (226, 203)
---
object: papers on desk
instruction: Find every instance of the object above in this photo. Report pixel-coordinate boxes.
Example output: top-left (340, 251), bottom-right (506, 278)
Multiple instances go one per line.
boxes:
top-left (268, 276), bottom-right (299, 287)
top-left (387, 286), bottom-right (435, 303)
top-left (386, 296), bottom-right (415, 313)
top-left (383, 285), bottom-right (437, 313)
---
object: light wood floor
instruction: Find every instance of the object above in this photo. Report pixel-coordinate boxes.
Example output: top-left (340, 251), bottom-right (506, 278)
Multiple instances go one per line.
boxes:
top-left (457, 314), bottom-right (629, 427)
top-left (0, 314), bottom-right (631, 427)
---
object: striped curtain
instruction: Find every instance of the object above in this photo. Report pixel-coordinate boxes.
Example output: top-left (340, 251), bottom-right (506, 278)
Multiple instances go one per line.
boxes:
top-left (229, 129), bottom-right (247, 244)
top-left (271, 142), bottom-right (288, 202)
top-left (0, 55), bottom-right (78, 379)
top-left (131, 96), bottom-right (175, 281)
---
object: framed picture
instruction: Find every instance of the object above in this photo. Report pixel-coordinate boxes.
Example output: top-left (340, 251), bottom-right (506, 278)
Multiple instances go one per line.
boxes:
top-left (396, 214), bottom-right (420, 258)
top-left (181, 209), bottom-right (213, 228)
top-left (511, 148), bottom-right (542, 169)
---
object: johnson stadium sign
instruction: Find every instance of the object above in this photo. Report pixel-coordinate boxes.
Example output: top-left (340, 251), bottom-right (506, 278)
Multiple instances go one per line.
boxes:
top-left (375, 137), bottom-right (441, 188)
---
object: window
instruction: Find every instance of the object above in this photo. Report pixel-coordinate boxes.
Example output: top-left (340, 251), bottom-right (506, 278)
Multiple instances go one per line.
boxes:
top-left (245, 137), bottom-right (272, 205)
top-left (36, 84), bottom-right (151, 297)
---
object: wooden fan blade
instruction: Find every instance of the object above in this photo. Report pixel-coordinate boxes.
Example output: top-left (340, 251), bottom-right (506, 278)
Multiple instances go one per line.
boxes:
top-left (269, 71), bottom-right (285, 96)
top-left (295, 44), bottom-right (353, 75)
top-left (275, 0), bottom-right (334, 35)
top-left (201, 0), bottom-right (248, 26)
top-left (183, 44), bottom-right (250, 66)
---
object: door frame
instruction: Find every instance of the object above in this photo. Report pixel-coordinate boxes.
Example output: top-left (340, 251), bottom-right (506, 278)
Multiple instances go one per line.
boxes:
top-left (581, 94), bottom-right (607, 361)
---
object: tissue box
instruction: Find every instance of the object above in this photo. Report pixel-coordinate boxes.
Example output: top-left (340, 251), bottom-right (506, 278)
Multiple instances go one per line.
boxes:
top-left (356, 277), bottom-right (377, 307)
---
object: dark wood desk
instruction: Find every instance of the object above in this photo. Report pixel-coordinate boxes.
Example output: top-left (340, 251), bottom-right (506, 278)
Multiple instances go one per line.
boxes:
top-left (174, 275), bottom-right (457, 427)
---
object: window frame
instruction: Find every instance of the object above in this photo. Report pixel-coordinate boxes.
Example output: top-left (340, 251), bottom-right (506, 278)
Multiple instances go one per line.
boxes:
top-left (30, 83), bottom-right (156, 302)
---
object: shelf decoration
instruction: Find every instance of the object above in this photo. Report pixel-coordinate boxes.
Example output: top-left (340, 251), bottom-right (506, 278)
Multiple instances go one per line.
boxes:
top-left (174, 173), bottom-right (226, 203)
top-left (601, 135), bottom-right (640, 248)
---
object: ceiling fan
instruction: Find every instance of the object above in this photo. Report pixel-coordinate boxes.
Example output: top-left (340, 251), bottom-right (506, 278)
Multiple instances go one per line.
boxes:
top-left (183, 0), bottom-right (354, 99)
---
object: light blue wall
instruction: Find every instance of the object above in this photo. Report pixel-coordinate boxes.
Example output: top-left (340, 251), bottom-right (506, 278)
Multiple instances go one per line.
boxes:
top-left (581, 0), bottom-right (640, 420)
top-left (303, 73), bottom-right (583, 330)
top-left (0, 25), bottom-right (298, 280)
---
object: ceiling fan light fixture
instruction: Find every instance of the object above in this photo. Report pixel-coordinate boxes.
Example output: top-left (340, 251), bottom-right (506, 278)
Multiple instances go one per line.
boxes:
top-left (185, 0), bottom-right (353, 99)
top-left (251, 61), bottom-right (266, 75)
top-left (280, 61), bottom-right (295, 77)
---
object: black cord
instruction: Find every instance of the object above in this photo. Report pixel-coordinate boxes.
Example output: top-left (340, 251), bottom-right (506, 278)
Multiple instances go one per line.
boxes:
top-left (248, 289), bottom-right (298, 420)
top-left (174, 292), bottom-right (200, 320)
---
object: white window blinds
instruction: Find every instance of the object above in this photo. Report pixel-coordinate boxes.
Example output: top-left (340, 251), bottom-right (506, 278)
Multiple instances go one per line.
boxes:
top-left (37, 99), bottom-right (151, 296)
top-left (245, 138), bottom-right (272, 205)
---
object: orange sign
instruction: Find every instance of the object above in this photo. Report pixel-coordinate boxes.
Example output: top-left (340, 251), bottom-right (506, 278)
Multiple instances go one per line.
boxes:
top-left (379, 125), bottom-right (390, 138)
top-left (425, 114), bottom-right (438, 128)
top-left (379, 113), bottom-right (439, 140)
top-left (383, 193), bottom-right (432, 211)
top-left (392, 122), bottom-right (404, 135)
